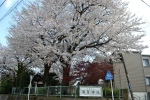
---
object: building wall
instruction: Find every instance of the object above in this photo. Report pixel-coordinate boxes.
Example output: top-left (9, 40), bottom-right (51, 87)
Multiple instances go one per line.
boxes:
top-left (114, 62), bottom-right (128, 88)
top-left (114, 52), bottom-right (147, 92)
top-left (142, 55), bottom-right (150, 92)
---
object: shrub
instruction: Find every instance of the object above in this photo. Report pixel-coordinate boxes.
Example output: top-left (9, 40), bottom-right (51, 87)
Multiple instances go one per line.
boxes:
top-left (38, 87), bottom-right (47, 95)
top-left (0, 78), bottom-right (13, 94)
top-left (103, 88), bottom-right (119, 97)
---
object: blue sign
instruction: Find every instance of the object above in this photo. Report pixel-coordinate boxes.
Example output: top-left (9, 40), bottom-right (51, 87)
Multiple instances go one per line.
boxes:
top-left (105, 71), bottom-right (113, 80)
top-left (129, 83), bottom-right (132, 90)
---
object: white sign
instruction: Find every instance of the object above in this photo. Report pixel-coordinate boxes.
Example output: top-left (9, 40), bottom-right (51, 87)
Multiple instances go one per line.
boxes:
top-left (79, 86), bottom-right (102, 97)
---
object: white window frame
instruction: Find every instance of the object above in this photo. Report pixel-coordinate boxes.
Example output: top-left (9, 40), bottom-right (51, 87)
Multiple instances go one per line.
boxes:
top-left (146, 77), bottom-right (150, 85)
top-left (143, 59), bottom-right (150, 67)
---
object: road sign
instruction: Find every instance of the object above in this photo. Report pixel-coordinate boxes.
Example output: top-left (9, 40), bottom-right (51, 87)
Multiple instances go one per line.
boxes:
top-left (105, 70), bottom-right (113, 80)
top-left (105, 71), bottom-right (114, 100)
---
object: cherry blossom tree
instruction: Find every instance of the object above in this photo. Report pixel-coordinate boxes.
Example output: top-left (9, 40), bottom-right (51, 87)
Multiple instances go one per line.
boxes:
top-left (7, 0), bottom-right (147, 85)
top-left (0, 44), bottom-right (17, 84)
top-left (0, 43), bottom-right (37, 86)
top-left (0, 44), bottom-right (15, 76)
top-left (7, 31), bottom-right (59, 86)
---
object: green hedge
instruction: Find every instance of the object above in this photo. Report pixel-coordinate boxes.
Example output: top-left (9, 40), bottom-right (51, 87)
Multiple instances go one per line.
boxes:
top-left (38, 87), bottom-right (47, 94)
top-left (0, 78), bottom-right (13, 94)
top-left (103, 88), bottom-right (119, 97)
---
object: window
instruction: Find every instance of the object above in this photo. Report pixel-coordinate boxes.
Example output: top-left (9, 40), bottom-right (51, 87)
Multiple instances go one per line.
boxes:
top-left (146, 77), bottom-right (150, 85)
top-left (143, 59), bottom-right (149, 66)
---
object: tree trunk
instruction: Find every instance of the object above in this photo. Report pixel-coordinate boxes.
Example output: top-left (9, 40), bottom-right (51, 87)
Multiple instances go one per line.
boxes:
top-left (43, 63), bottom-right (51, 86)
top-left (62, 67), bottom-right (70, 86)
top-left (13, 72), bottom-right (16, 87)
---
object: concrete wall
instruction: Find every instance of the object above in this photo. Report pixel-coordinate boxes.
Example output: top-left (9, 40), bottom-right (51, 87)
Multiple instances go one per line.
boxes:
top-left (0, 95), bottom-right (124, 100)
top-left (133, 92), bottom-right (147, 100)
top-left (144, 67), bottom-right (150, 75)
top-left (0, 95), bottom-right (9, 100)
top-left (114, 52), bottom-right (147, 92)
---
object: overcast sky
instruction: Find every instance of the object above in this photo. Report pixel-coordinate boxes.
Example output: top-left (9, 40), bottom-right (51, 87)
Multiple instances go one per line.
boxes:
top-left (0, 0), bottom-right (150, 54)
top-left (125, 0), bottom-right (150, 54)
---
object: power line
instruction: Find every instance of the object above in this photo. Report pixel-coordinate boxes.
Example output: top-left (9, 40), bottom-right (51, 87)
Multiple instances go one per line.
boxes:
top-left (0, 0), bottom-right (6, 7)
top-left (143, 22), bottom-right (150, 30)
top-left (141, 0), bottom-right (150, 7)
top-left (0, 0), bottom-right (24, 23)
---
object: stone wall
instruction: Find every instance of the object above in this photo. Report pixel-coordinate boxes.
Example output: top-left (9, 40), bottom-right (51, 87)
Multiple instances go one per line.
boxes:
top-left (0, 95), bottom-right (124, 100)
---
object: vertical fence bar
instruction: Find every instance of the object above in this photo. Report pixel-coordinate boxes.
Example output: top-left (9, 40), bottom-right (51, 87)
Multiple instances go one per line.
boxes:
top-left (20, 88), bottom-right (21, 96)
top-left (11, 88), bottom-right (12, 95)
top-left (28, 87), bottom-right (30, 100)
top-left (105, 88), bottom-right (106, 97)
top-left (75, 86), bottom-right (77, 98)
top-left (14, 88), bottom-right (16, 94)
top-left (60, 86), bottom-right (61, 98)
top-left (47, 87), bottom-right (49, 97)
top-left (14, 88), bottom-right (16, 95)
top-left (102, 87), bottom-right (103, 98)
top-left (122, 88), bottom-right (123, 98)
top-left (11, 88), bottom-right (14, 95)
top-left (36, 87), bottom-right (38, 97)
top-left (119, 88), bottom-right (120, 99)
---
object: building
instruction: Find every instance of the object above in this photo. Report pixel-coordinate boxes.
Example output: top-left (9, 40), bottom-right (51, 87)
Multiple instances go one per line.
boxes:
top-left (114, 52), bottom-right (150, 100)
top-left (33, 74), bottom-right (43, 87)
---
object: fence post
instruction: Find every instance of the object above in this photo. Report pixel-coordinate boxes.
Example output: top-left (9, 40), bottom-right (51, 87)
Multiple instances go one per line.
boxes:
top-left (75, 86), bottom-right (77, 98)
top-left (102, 87), bottom-right (103, 98)
top-left (47, 87), bottom-right (49, 97)
top-left (20, 88), bottom-right (21, 96)
top-left (28, 87), bottom-right (30, 100)
top-left (60, 86), bottom-right (61, 98)
top-left (122, 88), bottom-right (123, 98)
top-left (14, 88), bottom-right (16, 94)
top-left (119, 88), bottom-right (120, 99)
top-left (105, 88), bottom-right (106, 97)
top-left (36, 87), bottom-right (38, 97)
top-left (11, 87), bottom-right (14, 95)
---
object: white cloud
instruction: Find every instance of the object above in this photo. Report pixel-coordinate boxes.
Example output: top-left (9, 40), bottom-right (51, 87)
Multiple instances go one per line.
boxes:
top-left (142, 36), bottom-right (150, 54)
top-left (5, 0), bottom-right (17, 8)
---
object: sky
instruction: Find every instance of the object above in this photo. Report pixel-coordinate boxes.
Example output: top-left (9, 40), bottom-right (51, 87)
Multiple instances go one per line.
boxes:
top-left (0, 0), bottom-right (150, 54)
top-left (0, 0), bottom-right (27, 45)
top-left (125, 0), bottom-right (150, 55)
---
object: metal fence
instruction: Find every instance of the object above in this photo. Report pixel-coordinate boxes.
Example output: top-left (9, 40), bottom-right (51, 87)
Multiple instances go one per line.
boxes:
top-left (12, 86), bottom-right (78, 98)
top-left (103, 88), bottom-right (124, 98)
top-left (11, 86), bottom-right (124, 98)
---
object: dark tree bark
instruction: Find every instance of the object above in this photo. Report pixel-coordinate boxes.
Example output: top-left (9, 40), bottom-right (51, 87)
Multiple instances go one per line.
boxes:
top-left (43, 63), bottom-right (51, 86)
top-left (62, 67), bottom-right (70, 86)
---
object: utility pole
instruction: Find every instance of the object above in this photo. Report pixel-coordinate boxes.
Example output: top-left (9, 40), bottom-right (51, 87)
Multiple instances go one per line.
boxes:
top-left (121, 53), bottom-right (134, 100)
